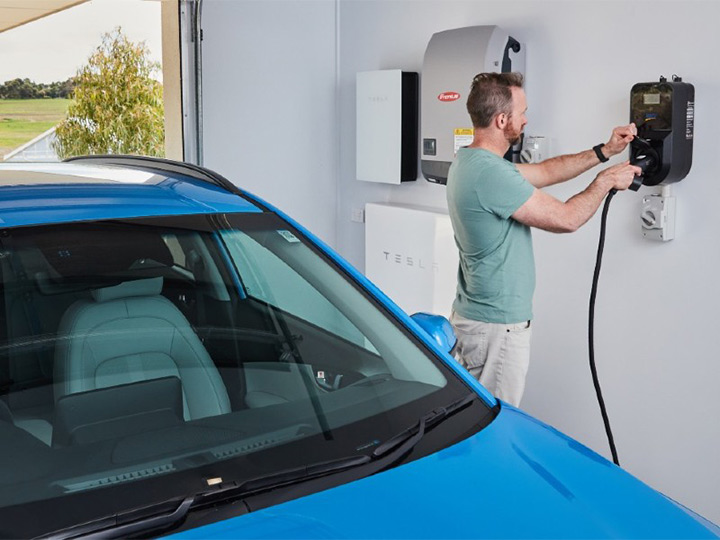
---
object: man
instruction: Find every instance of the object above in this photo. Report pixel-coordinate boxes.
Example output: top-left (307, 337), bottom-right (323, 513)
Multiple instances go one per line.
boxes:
top-left (446, 72), bottom-right (641, 407)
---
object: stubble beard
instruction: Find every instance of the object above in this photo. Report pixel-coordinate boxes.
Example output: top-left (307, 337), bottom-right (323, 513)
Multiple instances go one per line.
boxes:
top-left (504, 123), bottom-right (522, 147)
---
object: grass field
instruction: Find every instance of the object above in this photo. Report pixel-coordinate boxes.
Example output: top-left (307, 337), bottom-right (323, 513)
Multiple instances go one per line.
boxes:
top-left (0, 99), bottom-right (70, 159)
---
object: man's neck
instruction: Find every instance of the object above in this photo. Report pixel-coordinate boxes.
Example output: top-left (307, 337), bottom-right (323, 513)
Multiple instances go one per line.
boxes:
top-left (467, 130), bottom-right (509, 157)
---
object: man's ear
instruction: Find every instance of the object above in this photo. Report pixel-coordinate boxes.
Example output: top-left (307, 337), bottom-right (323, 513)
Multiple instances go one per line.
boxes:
top-left (495, 113), bottom-right (507, 129)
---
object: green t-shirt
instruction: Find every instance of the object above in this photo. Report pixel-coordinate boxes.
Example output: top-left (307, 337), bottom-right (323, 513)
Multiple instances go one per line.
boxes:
top-left (446, 147), bottom-right (535, 323)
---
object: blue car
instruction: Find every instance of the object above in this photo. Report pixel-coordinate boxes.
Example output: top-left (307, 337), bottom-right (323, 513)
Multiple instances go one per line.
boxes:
top-left (0, 156), bottom-right (716, 539)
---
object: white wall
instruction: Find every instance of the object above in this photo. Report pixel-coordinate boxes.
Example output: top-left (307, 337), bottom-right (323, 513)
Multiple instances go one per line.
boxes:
top-left (201, 0), bottom-right (338, 245)
top-left (200, 0), bottom-right (720, 524)
top-left (336, 0), bottom-right (720, 523)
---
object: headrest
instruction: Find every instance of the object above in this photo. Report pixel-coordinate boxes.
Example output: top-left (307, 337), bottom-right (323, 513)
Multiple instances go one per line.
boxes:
top-left (15, 223), bottom-right (173, 279)
top-left (92, 277), bottom-right (164, 303)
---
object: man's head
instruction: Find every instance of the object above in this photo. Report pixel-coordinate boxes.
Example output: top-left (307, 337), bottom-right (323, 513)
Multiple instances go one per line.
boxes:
top-left (467, 72), bottom-right (527, 146)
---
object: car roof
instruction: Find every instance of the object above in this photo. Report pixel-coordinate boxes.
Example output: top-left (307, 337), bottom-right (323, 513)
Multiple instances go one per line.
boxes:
top-left (0, 159), bottom-right (263, 228)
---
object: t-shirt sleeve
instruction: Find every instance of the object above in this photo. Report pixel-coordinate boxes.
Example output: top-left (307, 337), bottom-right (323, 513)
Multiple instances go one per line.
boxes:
top-left (475, 163), bottom-right (535, 219)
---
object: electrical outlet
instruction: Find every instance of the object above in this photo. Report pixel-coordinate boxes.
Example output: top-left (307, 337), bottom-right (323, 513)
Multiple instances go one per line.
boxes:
top-left (520, 135), bottom-right (549, 164)
top-left (351, 208), bottom-right (365, 223)
top-left (641, 192), bottom-right (675, 241)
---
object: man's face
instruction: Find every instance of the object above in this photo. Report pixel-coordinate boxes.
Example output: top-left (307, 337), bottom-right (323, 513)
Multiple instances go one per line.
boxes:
top-left (504, 87), bottom-right (528, 146)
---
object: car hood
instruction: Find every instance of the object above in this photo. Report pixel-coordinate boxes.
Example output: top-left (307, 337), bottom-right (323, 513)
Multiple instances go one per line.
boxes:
top-left (172, 405), bottom-right (718, 539)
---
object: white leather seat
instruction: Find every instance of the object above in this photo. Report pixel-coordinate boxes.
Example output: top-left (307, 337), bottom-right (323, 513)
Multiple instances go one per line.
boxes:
top-left (54, 277), bottom-right (230, 420)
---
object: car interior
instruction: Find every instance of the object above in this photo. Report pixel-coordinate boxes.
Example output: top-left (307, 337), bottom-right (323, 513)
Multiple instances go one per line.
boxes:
top-left (0, 214), bottom-right (449, 509)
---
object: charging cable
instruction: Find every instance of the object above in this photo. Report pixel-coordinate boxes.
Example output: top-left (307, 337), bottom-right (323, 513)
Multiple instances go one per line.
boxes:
top-left (589, 139), bottom-right (654, 466)
top-left (588, 189), bottom-right (620, 466)
top-left (587, 130), bottom-right (664, 466)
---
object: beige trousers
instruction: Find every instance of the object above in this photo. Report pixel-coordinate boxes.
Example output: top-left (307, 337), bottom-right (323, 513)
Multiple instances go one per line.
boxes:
top-left (450, 312), bottom-right (532, 407)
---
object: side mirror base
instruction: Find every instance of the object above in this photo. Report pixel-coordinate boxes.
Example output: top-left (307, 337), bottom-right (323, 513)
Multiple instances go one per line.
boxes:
top-left (410, 312), bottom-right (457, 355)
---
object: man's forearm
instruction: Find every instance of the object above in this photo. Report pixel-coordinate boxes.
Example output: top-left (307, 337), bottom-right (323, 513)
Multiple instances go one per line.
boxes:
top-left (561, 175), bottom-right (613, 232)
top-left (536, 147), bottom-right (605, 187)
top-left (511, 174), bottom-right (614, 234)
top-left (511, 160), bottom-right (638, 234)
top-left (516, 147), bottom-right (607, 188)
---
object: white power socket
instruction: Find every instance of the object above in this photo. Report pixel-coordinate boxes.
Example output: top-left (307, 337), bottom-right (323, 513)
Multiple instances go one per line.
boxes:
top-left (520, 135), bottom-right (549, 163)
top-left (641, 187), bottom-right (675, 241)
top-left (351, 208), bottom-right (365, 223)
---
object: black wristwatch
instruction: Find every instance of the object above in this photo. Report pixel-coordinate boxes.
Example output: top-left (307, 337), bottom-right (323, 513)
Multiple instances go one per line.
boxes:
top-left (593, 143), bottom-right (609, 163)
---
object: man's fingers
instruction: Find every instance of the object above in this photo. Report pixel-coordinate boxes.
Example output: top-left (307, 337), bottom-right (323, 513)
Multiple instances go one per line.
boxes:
top-left (608, 160), bottom-right (630, 170)
top-left (607, 163), bottom-right (642, 190)
top-left (615, 123), bottom-right (638, 135)
top-left (604, 125), bottom-right (636, 155)
top-left (613, 162), bottom-right (640, 173)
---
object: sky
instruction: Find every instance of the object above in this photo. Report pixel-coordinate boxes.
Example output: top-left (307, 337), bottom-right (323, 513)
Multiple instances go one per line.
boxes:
top-left (0, 0), bottom-right (162, 84)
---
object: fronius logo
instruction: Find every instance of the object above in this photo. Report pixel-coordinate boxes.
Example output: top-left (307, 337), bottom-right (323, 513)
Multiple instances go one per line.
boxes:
top-left (438, 92), bottom-right (460, 102)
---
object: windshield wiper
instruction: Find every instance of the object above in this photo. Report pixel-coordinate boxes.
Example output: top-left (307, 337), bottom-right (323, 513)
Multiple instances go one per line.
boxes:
top-left (195, 392), bottom-right (478, 509)
top-left (39, 496), bottom-right (195, 540)
top-left (39, 455), bottom-right (371, 540)
top-left (41, 393), bottom-right (478, 539)
top-left (371, 391), bottom-right (478, 459)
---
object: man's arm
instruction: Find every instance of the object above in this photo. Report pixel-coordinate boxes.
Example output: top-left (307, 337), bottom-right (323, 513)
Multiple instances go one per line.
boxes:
top-left (512, 161), bottom-right (641, 233)
top-left (516, 124), bottom-right (637, 188)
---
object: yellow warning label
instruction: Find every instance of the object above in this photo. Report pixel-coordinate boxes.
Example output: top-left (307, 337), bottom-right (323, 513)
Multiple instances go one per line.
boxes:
top-left (453, 128), bottom-right (474, 155)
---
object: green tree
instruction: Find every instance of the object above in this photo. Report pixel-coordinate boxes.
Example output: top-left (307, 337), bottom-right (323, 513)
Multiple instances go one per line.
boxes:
top-left (0, 78), bottom-right (39, 99)
top-left (0, 77), bottom-right (74, 98)
top-left (53, 28), bottom-right (164, 159)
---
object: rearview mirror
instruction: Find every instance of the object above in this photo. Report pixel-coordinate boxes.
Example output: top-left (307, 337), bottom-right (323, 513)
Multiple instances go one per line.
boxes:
top-left (410, 312), bottom-right (457, 355)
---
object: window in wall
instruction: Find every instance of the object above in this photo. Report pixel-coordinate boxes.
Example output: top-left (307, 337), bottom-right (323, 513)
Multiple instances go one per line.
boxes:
top-left (0, 0), bottom-right (181, 163)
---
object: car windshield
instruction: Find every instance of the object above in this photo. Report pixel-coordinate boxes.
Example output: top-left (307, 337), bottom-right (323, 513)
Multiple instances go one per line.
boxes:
top-left (0, 211), bottom-right (492, 536)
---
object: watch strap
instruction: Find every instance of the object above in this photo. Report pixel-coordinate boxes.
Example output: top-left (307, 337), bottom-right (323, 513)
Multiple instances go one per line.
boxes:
top-left (593, 143), bottom-right (609, 163)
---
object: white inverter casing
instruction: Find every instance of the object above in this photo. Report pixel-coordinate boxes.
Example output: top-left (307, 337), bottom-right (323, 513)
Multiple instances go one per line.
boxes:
top-left (421, 25), bottom-right (525, 184)
top-left (356, 70), bottom-right (418, 184)
top-left (365, 203), bottom-right (459, 318)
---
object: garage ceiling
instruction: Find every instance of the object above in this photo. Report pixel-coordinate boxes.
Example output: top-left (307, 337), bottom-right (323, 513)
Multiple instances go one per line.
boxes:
top-left (0, 1), bottom-right (88, 33)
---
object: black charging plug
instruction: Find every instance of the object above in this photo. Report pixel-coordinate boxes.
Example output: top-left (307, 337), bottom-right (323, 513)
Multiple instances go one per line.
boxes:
top-left (629, 137), bottom-right (659, 191)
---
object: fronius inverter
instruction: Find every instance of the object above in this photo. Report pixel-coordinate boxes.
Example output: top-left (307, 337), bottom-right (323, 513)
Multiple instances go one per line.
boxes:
top-left (421, 26), bottom-right (525, 184)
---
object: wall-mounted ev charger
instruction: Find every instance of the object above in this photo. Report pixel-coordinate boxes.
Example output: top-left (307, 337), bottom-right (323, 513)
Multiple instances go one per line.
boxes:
top-left (590, 76), bottom-right (695, 466)
top-left (629, 76), bottom-right (695, 241)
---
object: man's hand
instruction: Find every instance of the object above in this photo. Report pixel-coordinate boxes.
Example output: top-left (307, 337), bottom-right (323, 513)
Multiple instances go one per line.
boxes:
top-left (604, 124), bottom-right (637, 156)
top-left (596, 161), bottom-right (642, 191)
